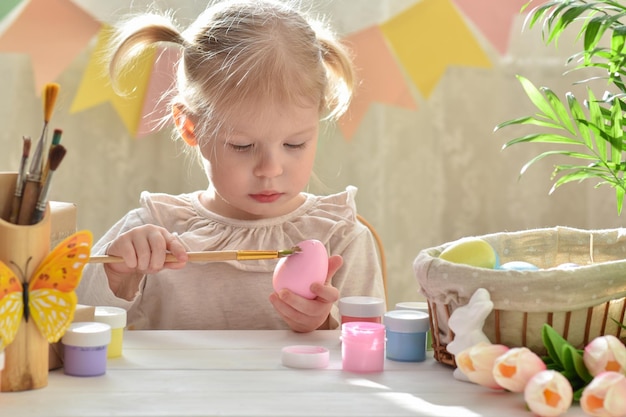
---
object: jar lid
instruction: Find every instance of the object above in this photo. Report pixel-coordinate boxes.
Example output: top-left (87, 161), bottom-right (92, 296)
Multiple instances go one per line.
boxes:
top-left (384, 310), bottom-right (430, 333)
top-left (338, 296), bottom-right (385, 317)
top-left (62, 322), bottom-right (112, 347)
top-left (395, 301), bottom-right (429, 314)
top-left (94, 306), bottom-right (127, 328)
top-left (341, 321), bottom-right (386, 336)
top-left (281, 345), bottom-right (329, 369)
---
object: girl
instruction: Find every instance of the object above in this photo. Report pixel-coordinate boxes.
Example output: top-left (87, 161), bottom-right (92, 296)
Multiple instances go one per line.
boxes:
top-left (77, 0), bottom-right (385, 332)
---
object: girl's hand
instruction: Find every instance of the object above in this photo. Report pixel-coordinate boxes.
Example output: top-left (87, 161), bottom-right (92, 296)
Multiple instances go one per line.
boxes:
top-left (269, 255), bottom-right (343, 333)
top-left (104, 225), bottom-right (188, 299)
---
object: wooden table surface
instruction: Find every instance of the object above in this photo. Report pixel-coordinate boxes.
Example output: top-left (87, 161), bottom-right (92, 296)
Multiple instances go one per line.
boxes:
top-left (0, 330), bottom-right (588, 417)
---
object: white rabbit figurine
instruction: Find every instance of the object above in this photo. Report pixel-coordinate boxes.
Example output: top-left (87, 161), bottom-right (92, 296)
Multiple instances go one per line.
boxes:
top-left (446, 288), bottom-right (494, 381)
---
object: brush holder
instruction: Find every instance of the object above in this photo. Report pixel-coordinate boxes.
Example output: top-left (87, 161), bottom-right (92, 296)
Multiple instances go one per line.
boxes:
top-left (0, 172), bottom-right (50, 391)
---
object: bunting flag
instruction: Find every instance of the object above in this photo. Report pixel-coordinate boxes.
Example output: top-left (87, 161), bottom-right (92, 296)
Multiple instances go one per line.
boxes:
top-left (0, 0), bottom-right (100, 93)
top-left (0, 0), bottom-right (530, 139)
top-left (380, 0), bottom-right (492, 98)
top-left (70, 24), bottom-right (157, 137)
top-left (339, 25), bottom-right (418, 140)
top-left (136, 46), bottom-right (180, 138)
top-left (451, 0), bottom-right (531, 55)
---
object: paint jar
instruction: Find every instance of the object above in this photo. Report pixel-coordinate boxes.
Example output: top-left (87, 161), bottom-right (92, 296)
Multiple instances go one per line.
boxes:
top-left (341, 322), bottom-right (385, 373)
top-left (338, 296), bottom-right (385, 324)
top-left (384, 310), bottom-right (430, 362)
top-left (62, 322), bottom-right (111, 377)
top-left (94, 306), bottom-right (127, 358)
top-left (395, 301), bottom-right (432, 351)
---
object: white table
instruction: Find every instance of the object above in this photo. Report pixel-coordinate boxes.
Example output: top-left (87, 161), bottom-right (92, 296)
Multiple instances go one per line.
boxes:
top-left (1, 330), bottom-right (587, 417)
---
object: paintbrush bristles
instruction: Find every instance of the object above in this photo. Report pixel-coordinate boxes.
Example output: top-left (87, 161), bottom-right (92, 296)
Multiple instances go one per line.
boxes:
top-left (48, 145), bottom-right (66, 172)
top-left (43, 83), bottom-right (60, 122)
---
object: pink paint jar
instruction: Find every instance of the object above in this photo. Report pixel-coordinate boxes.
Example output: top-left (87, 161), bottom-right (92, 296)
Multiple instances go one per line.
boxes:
top-left (62, 322), bottom-right (111, 377)
top-left (341, 322), bottom-right (385, 373)
top-left (338, 296), bottom-right (385, 324)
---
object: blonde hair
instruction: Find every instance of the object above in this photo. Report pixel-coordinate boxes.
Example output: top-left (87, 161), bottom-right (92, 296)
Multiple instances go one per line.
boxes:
top-left (109, 0), bottom-right (355, 146)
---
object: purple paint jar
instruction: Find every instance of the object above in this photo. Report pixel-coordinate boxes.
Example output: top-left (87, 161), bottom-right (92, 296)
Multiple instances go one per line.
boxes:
top-left (62, 322), bottom-right (111, 377)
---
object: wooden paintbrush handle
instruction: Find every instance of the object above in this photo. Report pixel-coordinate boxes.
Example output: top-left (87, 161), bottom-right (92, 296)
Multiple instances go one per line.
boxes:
top-left (89, 251), bottom-right (240, 263)
top-left (16, 179), bottom-right (41, 225)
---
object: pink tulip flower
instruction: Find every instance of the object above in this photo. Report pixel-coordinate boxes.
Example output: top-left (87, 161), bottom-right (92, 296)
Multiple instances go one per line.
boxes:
top-left (580, 371), bottom-right (626, 417)
top-left (524, 370), bottom-right (573, 417)
top-left (584, 335), bottom-right (626, 377)
top-left (455, 342), bottom-right (509, 389)
top-left (492, 346), bottom-right (547, 392)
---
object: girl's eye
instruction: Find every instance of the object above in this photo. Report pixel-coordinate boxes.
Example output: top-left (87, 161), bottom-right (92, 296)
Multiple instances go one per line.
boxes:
top-left (284, 142), bottom-right (306, 150)
top-left (228, 143), bottom-right (253, 152)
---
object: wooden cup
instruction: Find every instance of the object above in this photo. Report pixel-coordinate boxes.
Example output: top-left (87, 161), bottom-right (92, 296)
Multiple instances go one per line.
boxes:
top-left (0, 172), bottom-right (50, 391)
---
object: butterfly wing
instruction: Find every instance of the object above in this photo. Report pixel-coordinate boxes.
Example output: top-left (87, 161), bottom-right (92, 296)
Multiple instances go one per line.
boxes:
top-left (28, 230), bottom-right (92, 343)
top-left (0, 261), bottom-right (24, 349)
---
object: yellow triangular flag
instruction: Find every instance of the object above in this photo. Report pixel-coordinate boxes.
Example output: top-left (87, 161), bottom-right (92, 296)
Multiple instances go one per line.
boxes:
top-left (70, 24), bottom-right (157, 136)
top-left (380, 0), bottom-right (492, 98)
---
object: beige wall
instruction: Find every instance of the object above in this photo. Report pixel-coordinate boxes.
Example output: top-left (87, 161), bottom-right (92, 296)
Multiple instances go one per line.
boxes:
top-left (1, 1), bottom-right (622, 309)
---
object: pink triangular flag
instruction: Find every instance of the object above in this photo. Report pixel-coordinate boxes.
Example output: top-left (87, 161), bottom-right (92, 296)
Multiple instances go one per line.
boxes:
top-left (339, 25), bottom-right (418, 140)
top-left (136, 47), bottom-right (180, 138)
top-left (451, 0), bottom-right (531, 55)
top-left (0, 0), bottom-right (101, 92)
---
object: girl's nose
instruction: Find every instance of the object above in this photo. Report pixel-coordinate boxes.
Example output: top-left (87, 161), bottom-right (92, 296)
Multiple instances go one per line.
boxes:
top-left (253, 150), bottom-right (283, 178)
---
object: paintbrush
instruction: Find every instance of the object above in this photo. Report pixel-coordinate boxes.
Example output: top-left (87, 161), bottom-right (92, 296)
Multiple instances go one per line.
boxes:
top-left (8, 136), bottom-right (31, 223)
top-left (17, 83), bottom-right (61, 225)
top-left (30, 145), bottom-right (66, 224)
top-left (41, 128), bottom-right (63, 186)
top-left (28, 83), bottom-right (60, 181)
top-left (89, 247), bottom-right (302, 264)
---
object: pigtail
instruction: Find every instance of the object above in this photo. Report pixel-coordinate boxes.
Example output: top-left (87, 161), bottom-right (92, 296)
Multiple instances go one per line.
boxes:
top-left (108, 12), bottom-right (185, 94)
top-left (316, 31), bottom-right (356, 121)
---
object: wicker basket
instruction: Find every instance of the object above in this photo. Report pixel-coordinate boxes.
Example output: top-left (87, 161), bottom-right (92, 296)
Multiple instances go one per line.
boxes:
top-left (414, 226), bottom-right (626, 367)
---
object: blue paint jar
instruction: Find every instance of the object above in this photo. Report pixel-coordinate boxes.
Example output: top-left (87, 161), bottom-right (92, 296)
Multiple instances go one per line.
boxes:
top-left (384, 310), bottom-right (429, 362)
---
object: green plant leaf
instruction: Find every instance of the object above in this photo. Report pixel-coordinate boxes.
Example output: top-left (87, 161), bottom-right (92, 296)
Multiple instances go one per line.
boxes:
top-left (517, 75), bottom-right (560, 121)
top-left (504, 133), bottom-right (584, 148)
top-left (566, 92), bottom-right (594, 148)
top-left (542, 87), bottom-right (577, 134)
top-left (494, 116), bottom-right (567, 131)
top-left (496, 0), bottom-right (626, 215)
top-left (541, 324), bottom-right (565, 368)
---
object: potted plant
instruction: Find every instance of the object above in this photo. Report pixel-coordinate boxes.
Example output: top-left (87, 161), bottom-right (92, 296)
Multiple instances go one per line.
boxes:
top-left (495, 0), bottom-right (626, 214)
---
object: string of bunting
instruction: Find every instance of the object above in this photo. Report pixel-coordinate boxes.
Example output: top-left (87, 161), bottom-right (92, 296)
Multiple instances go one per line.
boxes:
top-left (0, 0), bottom-right (530, 139)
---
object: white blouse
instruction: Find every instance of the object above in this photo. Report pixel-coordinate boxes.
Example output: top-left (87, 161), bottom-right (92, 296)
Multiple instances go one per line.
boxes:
top-left (77, 186), bottom-right (385, 330)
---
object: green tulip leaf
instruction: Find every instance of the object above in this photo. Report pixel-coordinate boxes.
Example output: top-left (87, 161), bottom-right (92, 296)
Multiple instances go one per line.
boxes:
top-left (561, 344), bottom-right (593, 384)
top-left (542, 324), bottom-right (566, 368)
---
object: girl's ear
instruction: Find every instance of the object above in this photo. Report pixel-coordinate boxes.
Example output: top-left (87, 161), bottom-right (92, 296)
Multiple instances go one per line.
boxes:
top-left (172, 104), bottom-right (198, 146)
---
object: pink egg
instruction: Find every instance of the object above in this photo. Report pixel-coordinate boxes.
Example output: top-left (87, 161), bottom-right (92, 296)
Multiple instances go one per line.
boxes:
top-left (272, 239), bottom-right (329, 299)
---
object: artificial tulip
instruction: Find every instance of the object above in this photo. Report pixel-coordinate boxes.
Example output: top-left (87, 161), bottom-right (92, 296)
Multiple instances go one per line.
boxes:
top-left (455, 342), bottom-right (509, 389)
top-left (580, 372), bottom-right (626, 417)
top-left (524, 370), bottom-right (573, 417)
top-left (584, 335), bottom-right (626, 377)
top-left (492, 347), bottom-right (546, 392)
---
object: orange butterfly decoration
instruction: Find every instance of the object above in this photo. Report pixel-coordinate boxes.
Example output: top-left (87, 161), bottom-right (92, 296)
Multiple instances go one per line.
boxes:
top-left (0, 230), bottom-right (92, 349)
